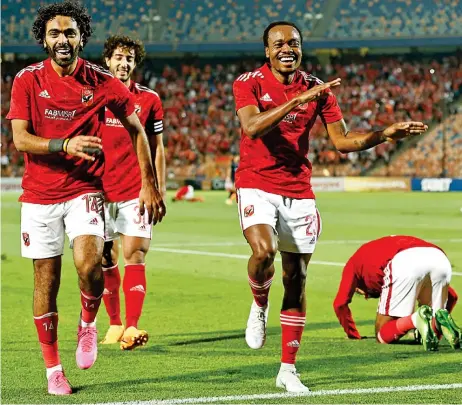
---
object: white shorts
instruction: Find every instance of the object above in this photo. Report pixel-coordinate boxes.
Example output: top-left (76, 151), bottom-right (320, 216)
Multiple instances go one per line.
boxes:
top-left (378, 247), bottom-right (452, 317)
top-left (184, 185), bottom-right (194, 200)
top-left (104, 198), bottom-right (152, 241)
top-left (237, 188), bottom-right (322, 254)
top-left (20, 193), bottom-right (105, 259)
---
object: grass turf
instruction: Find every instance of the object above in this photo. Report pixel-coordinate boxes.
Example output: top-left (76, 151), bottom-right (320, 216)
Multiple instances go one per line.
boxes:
top-left (1, 191), bottom-right (462, 404)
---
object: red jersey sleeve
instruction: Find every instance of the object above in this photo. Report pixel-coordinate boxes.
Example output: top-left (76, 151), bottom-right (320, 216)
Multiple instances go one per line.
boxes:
top-left (333, 255), bottom-right (361, 339)
top-left (319, 92), bottom-right (343, 124)
top-left (233, 76), bottom-right (259, 112)
top-left (6, 73), bottom-right (31, 121)
top-left (146, 96), bottom-right (164, 136)
top-left (106, 78), bottom-right (136, 118)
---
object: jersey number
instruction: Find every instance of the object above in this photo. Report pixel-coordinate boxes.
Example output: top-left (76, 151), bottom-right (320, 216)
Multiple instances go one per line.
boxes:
top-left (82, 195), bottom-right (101, 213)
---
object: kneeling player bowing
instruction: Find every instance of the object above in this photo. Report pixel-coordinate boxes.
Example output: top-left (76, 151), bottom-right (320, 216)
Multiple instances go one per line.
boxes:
top-left (233, 21), bottom-right (428, 393)
top-left (333, 235), bottom-right (461, 351)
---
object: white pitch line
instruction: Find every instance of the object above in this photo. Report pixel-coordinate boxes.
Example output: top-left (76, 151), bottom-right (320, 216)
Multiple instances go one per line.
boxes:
top-left (149, 247), bottom-right (462, 276)
top-left (149, 247), bottom-right (343, 267)
top-left (153, 238), bottom-right (462, 247)
top-left (94, 383), bottom-right (462, 405)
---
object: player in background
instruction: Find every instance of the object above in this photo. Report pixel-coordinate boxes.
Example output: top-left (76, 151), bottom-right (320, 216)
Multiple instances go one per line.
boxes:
top-left (333, 235), bottom-right (461, 351)
top-left (6, 1), bottom-right (164, 395)
top-left (225, 154), bottom-right (239, 205)
top-left (100, 35), bottom-right (166, 350)
top-left (171, 185), bottom-right (204, 202)
top-left (232, 21), bottom-right (428, 393)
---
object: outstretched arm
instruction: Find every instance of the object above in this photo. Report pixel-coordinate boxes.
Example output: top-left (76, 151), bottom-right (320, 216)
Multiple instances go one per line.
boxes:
top-left (333, 257), bottom-right (362, 339)
top-left (326, 119), bottom-right (428, 154)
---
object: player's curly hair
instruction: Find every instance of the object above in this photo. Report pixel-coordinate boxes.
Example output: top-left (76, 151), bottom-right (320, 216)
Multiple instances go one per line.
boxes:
top-left (263, 21), bottom-right (303, 47)
top-left (32, 0), bottom-right (93, 49)
top-left (102, 35), bottom-right (146, 66)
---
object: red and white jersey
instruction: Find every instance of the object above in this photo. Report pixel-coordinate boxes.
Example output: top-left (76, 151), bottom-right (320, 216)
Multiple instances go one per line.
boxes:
top-left (102, 81), bottom-right (163, 202)
top-left (333, 235), bottom-right (443, 338)
top-left (6, 58), bottom-right (135, 204)
top-left (233, 63), bottom-right (343, 199)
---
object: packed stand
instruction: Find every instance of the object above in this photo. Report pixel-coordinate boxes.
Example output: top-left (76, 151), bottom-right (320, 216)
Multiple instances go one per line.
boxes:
top-left (161, 0), bottom-right (318, 43)
top-left (2, 55), bottom-right (461, 178)
top-left (328, 0), bottom-right (462, 39)
top-left (372, 113), bottom-right (462, 178)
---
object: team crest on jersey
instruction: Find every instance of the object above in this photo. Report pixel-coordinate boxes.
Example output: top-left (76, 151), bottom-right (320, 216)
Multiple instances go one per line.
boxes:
top-left (244, 205), bottom-right (254, 217)
top-left (135, 104), bottom-right (142, 114)
top-left (22, 232), bottom-right (30, 247)
top-left (81, 87), bottom-right (94, 106)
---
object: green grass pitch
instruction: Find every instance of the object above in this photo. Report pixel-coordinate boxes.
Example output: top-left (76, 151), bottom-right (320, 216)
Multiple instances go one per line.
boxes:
top-left (1, 191), bottom-right (462, 404)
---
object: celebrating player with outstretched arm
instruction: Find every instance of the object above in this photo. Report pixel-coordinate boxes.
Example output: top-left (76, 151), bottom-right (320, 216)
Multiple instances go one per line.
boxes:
top-left (99, 35), bottom-right (166, 350)
top-left (232, 20), bottom-right (428, 393)
top-left (333, 235), bottom-right (461, 350)
top-left (6, 1), bottom-right (164, 396)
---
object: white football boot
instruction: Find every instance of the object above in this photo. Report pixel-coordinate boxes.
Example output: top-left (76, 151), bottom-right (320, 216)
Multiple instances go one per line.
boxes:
top-left (276, 365), bottom-right (310, 393)
top-left (245, 301), bottom-right (269, 349)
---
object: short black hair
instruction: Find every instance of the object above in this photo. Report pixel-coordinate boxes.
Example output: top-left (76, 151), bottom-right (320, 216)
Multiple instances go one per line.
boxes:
top-left (263, 21), bottom-right (303, 47)
top-left (32, 0), bottom-right (93, 48)
top-left (103, 35), bottom-right (146, 66)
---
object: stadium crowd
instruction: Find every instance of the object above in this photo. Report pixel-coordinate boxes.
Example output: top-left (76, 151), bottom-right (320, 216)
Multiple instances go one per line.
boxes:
top-left (2, 54), bottom-right (462, 179)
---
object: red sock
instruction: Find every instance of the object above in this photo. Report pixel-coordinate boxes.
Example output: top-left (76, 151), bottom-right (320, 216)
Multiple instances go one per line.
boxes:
top-left (432, 318), bottom-right (443, 339)
top-left (280, 311), bottom-right (306, 364)
top-left (102, 264), bottom-right (122, 325)
top-left (447, 286), bottom-right (458, 313)
top-left (377, 315), bottom-right (415, 344)
top-left (248, 275), bottom-right (273, 307)
top-left (80, 290), bottom-right (102, 323)
top-left (123, 264), bottom-right (146, 328)
top-left (34, 312), bottom-right (60, 368)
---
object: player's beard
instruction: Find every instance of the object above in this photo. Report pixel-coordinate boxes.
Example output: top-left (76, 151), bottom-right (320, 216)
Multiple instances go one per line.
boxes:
top-left (46, 43), bottom-right (79, 67)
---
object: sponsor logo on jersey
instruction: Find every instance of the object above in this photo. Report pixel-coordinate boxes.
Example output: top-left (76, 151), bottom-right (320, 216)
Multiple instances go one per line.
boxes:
top-left (81, 87), bottom-right (94, 106)
top-left (259, 93), bottom-right (272, 102)
top-left (244, 205), bottom-right (254, 217)
top-left (44, 109), bottom-right (76, 121)
top-left (135, 104), bottom-right (142, 114)
top-left (39, 89), bottom-right (51, 98)
top-left (105, 117), bottom-right (123, 127)
top-left (22, 232), bottom-right (30, 246)
top-left (282, 112), bottom-right (298, 123)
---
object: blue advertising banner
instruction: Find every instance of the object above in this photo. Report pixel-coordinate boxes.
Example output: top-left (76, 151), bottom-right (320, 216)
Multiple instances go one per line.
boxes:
top-left (411, 178), bottom-right (462, 192)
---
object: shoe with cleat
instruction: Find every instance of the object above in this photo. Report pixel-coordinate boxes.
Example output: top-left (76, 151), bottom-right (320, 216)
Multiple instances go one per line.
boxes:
top-left (435, 309), bottom-right (461, 350)
top-left (415, 305), bottom-right (439, 352)
top-left (120, 326), bottom-right (149, 350)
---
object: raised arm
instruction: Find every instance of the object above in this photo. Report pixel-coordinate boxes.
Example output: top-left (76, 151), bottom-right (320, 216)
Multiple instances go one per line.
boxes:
top-left (234, 77), bottom-right (341, 140)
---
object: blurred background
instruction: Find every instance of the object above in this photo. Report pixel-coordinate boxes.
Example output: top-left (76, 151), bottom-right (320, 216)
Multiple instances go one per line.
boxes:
top-left (2, 0), bottom-right (462, 192)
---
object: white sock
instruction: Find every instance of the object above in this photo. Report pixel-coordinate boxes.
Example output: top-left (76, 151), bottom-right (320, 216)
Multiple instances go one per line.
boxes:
top-left (411, 312), bottom-right (418, 327)
top-left (80, 319), bottom-right (96, 328)
top-left (280, 362), bottom-right (296, 372)
top-left (46, 364), bottom-right (63, 379)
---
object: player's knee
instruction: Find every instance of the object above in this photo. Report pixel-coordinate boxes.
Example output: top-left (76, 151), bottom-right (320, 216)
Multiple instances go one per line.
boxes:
top-left (252, 242), bottom-right (277, 266)
top-left (124, 244), bottom-right (148, 264)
